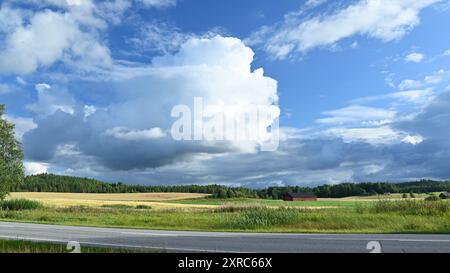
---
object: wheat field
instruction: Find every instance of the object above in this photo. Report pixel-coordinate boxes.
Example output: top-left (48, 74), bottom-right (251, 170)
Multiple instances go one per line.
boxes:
top-left (8, 192), bottom-right (213, 210)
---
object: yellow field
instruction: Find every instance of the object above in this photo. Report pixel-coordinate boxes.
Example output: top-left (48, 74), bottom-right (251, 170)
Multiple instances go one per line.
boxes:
top-left (9, 192), bottom-right (213, 210)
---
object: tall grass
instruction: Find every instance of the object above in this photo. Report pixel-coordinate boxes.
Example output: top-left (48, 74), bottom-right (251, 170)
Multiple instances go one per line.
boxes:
top-left (358, 200), bottom-right (449, 216)
top-left (0, 199), bottom-right (43, 211)
top-left (226, 207), bottom-right (308, 229)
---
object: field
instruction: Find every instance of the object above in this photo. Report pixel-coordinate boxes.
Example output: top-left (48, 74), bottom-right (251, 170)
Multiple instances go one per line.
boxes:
top-left (9, 192), bottom-right (213, 210)
top-left (1, 192), bottom-right (449, 234)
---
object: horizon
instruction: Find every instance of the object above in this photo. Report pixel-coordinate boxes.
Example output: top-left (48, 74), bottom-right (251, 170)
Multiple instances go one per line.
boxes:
top-left (1, 0), bottom-right (450, 187)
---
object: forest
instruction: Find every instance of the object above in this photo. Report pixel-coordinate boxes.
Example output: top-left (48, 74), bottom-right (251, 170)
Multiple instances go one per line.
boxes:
top-left (12, 174), bottom-right (450, 199)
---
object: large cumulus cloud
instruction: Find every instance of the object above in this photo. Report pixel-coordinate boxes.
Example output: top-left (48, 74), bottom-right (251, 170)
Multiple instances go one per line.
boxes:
top-left (23, 36), bottom-right (280, 172)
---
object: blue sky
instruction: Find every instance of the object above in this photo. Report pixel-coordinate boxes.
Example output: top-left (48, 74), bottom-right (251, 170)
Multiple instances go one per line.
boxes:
top-left (1, 0), bottom-right (450, 187)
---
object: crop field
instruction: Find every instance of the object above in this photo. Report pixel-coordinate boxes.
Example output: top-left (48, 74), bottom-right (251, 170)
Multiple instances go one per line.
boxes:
top-left (8, 192), bottom-right (213, 210)
top-left (1, 192), bottom-right (449, 234)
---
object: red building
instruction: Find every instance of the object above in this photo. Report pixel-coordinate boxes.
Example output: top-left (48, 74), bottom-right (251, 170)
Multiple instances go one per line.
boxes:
top-left (283, 192), bottom-right (317, 201)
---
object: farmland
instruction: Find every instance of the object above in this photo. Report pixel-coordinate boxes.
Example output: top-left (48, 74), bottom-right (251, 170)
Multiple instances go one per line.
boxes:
top-left (1, 192), bottom-right (449, 234)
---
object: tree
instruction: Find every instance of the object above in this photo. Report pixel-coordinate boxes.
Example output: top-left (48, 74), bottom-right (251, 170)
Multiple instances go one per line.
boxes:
top-left (0, 105), bottom-right (24, 200)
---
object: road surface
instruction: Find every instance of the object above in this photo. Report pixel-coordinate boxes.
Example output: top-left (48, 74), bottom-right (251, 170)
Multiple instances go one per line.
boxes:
top-left (0, 221), bottom-right (449, 253)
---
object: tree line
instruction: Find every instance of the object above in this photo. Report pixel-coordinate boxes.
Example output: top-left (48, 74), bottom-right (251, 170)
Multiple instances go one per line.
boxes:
top-left (13, 174), bottom-right (450, 199)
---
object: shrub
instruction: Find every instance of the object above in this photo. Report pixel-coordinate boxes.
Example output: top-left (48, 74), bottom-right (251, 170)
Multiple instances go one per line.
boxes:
top-left (425, 195), bottom-right (440, 202)
top-left (410, 192), bottom-right (416, 198)
top-left (135, 205), bottom-right (152, 210)
top-left (0, 199), bottom-right (42, 210)
top-left (402, 193), bottom-right (408, 198)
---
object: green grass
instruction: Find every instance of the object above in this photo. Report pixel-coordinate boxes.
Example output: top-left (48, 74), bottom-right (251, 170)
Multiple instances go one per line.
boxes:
top-left (169, 198), bottom-right (361, 208)
top-left (0, 199), bottom-right (43, 210)
top-left (0, 200), bottom-right (449, 234)
top-left (0, 239), bottom-right (158, 253)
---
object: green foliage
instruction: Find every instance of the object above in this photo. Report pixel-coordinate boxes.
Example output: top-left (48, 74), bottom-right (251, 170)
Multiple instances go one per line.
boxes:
top-left (13, 173), bottom-right (450, 200)
top-left (0, 199), bottom-right (42, 210)
top-left (227, 207), bottom-right (306, 229)
top-left (368, 200), bottom-right (449, 216)
top-left (135, 205), bottom-right (152, 210)
top-left (0, 105), bottom-right (24, 200)
top-left (425, 195), bottom-right (440, 202)
top-left (402, 193), bottom-right (408, 198)
top-left (15, 173), bottom-right (257, 198)
top-left (410, 192), bottom-right (416, 198)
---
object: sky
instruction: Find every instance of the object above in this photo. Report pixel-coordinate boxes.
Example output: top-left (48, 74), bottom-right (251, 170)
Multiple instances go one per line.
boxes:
top-left (1, 0), bottom-right (450, 187)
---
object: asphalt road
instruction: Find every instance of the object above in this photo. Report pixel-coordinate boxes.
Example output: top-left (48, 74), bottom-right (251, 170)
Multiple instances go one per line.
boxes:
top-left (0, 221), bottom-right (449, 253)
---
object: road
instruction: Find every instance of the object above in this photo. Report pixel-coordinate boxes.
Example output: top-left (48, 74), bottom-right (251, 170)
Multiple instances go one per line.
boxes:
top-left (0, 221), bottom-right (449, 253)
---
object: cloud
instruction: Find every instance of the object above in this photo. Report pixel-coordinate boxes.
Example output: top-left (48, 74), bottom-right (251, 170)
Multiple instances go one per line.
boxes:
top-left (0, 2), bottom-right (112, 75)
top-left (23, 36), bottom-right (280, 171)
top-left (24, 161), bottom-right (49, 175)
top-left (398, 79), bottom-right (424, 90)
top-left (353, 89), bottom-right (435, 106)
top-left (249, 0), bottom-right (441, 59)
top-left (129, 22), bottom-right (196, 55)
top-left (0, 83), bottom-right (14, 95)
top-left (106, 127), bottom-right (166, 141)
top-left (397, 69), bottom-right (450, 90)
top-left (405, 52), bottom-right (425, 63)
top-left (317, 105), bottom-right (396, 125)
top-left (26, 90), bottom-right (450, 186)
top-left (4, 115), bottom-right (37, 141)
top-left (26, 83), bottom-right (75, 116)
top-left (138, 0), bottom-right (176, 8)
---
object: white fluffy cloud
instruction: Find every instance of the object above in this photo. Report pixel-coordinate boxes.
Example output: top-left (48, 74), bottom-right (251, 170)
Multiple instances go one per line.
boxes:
top-left (0, 4), bottom-right (111, 75)
top-left (23, 36), bottom-right (280, 170)
top-left (405, 52), bottom-right (425, 63)
top-left (250, 0), bottom-right (441, 59)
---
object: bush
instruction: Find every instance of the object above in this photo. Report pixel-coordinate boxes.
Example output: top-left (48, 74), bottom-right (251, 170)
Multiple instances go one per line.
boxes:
top-left (135, 205), bottom-right (152, 210)
top-left (425, 195), bottom-right (440, 202)
top-left (402, 193), bottom-right (408, 198)
top-left (410, 192), bottom-right (416, 198)
top-left (0, 199), bottom-right (42, 210)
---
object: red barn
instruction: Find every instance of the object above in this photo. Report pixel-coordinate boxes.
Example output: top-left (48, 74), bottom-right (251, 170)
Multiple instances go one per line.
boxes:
top-left (283, 192), bottom-right (317, 201)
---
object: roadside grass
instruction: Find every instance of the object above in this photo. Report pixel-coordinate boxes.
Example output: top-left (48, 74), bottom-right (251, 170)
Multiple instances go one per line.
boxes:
top-left (0, 199), bottom-right (449, 234)
top-left (0, 239), bottom-right (159, 253)
top-left (0, 199), bottom-right (43, 210)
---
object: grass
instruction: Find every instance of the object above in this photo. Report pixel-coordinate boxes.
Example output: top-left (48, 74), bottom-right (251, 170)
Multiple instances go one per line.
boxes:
top-left (0, 199), bottom-right (43, 210)
top-left (2, 193), bottom-right (449, 234)
top-left (0, 239), bottom-right (159, 253)
top-left (0, 199), bottom-right (448, 234)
